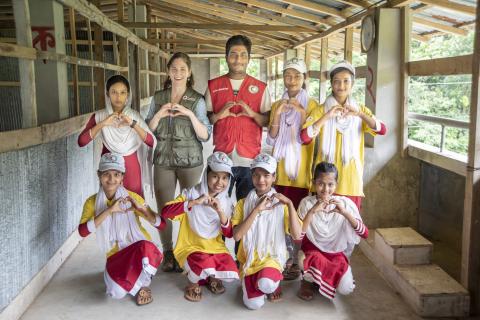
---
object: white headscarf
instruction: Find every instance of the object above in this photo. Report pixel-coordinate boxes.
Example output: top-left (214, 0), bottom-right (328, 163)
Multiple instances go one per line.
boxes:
top-left (322, 95), bottom-right (362, 170)
top-left (298, 195), bottom-right (362, 257)
top-left (94, 185), bottom-right (146, 254)
top-left (183, 167), bottom-right (234, 239)
top-left (242, 188), bottom-right (287, 272)
top-left (94, 80), bottom-right (156, 199)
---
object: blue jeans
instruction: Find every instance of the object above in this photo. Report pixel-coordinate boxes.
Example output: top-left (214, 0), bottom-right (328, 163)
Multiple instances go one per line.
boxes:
top-left (228, 166), bottom-right (254, 201)
top-left (228, 166), bottom-right (254, 255)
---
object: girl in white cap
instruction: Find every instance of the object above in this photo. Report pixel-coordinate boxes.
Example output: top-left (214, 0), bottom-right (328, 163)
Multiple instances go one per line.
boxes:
top-left (161, 151), bottom-right (239, 302)
top-left (296, 162), bottom-right (368, 301)
top-left (267, 57), bottom-right (319, 281)
top-left (78, 153), bottom-right (165, 306)
top-left (300, 60), bottom-right (386, 210)
top-left (231, 153), bottom-right (303, 310)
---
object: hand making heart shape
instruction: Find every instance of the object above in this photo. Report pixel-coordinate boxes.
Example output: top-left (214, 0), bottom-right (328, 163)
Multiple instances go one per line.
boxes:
top-left (218, 100), bottom-right (254, 120)
top-left (110, 197), bottom-right (132, 214)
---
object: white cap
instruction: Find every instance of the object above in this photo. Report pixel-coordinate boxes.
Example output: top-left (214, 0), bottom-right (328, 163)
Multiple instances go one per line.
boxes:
top-left (329, 60), bottom-right (355, 79)
top-left (251, 153), bottom-right (277, 174)
top-left (207, 152), bottom-right (233, 175)
top-left (283, 57), bottom-right (307, 74)
top-left (98, 153), bottom-right (125, 173)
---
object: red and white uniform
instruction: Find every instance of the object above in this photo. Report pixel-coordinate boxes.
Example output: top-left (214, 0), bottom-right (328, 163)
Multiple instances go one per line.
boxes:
top-left (78, 190), bottom-right (164, 299)
top-left (298, 195), bottom-right (368, 299)
top-left (161, 192), bottom-right (239, 284)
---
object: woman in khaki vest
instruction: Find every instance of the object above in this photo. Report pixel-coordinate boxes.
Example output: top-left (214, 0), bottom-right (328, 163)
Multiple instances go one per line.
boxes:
top-left (146, 52), bottom-right (212, 272)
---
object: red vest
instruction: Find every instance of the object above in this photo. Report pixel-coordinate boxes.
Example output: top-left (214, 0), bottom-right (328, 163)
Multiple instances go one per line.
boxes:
top-left (208, 75), bottom-right (266, 159)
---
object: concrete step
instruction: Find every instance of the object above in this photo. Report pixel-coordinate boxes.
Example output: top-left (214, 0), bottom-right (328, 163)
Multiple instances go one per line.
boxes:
top-left (375, 227), bottom-right (433, 265)
top-left (360, 232), bottom-right (469, 318)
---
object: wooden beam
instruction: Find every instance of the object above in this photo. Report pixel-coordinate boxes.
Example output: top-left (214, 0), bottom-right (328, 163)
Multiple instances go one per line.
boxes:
top-left (413, 17), bottom-right (468, 36)
top-left (155, 0), bottom-right (302, 42)
top-left (55, 0), bottom-right (168, 57)
top-left (122, 22), bottom-right (312, 32)
top-left (234, 0), bottom-right (332, 25)
top-left (344, 27), bottom-right (353, 62)
top-left (35, 50), bottom-right (128, 72)
top-left (407, 54), bottom-right (473, 76)
top-left (69, 8), bottom-right (80, 116)
top-left (12, 0), bottom-right (37, 128)
top-left (0, 113), bottom-right (91, 153)
top-left (400, 7), bottom-right (411, 154)
top-left (289, 5), bottom-right (377, 51)
top-left (279, 0), bottom-right (346, 18)
top-left (207, 0), bottom-right (322, 31)
top-left (147, 38), bottom-right (290, 46)
top-left (333, 0), bottom-right (372, 8)
top-left (388, 0), bottom-right (415, 7)
top-left (153, 0), bottom-right (313, 38)
top-left (0, 42), bottom-right (36, 59)
top-left (462, 1), bottom-right (480, 315)
top-left (419, 0), bottom-right (476, 16)
top-left (411, 33), bottom-right (430, 42)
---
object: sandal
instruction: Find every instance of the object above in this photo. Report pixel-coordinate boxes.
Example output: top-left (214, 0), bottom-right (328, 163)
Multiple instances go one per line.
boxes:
top-left (136, 287), bottom-right (153, 306)
top-left (282, 263), bottom-right (301, 281)
top-left (184, 283), bottom-right (202, 302)
top-left (297, 280), bottom-right (314, 301)
top-left (267, 286), bottom-right (283, 302)
top-left (206, 277), bottom-right (225, 294)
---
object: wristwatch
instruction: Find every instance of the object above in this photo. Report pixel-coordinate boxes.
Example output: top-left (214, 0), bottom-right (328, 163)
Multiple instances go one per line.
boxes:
top-left (130, 119), bottom-right (137, 128)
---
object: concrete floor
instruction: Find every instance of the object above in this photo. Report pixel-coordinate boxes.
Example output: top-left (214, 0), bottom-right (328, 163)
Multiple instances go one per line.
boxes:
top-left (20, 234), bottom-right (423, 320)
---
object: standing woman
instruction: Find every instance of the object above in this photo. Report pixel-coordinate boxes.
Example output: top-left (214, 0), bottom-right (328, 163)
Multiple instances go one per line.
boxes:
top-left (78, 75), bottom-right (156, 198)
top-left (267, 58), bottom-right (318, 280)
top-left (146, 52), bottom-right (212, 272)
top-left (301, 60), bottom-right (387, 210)
top-left (267, 58), bottom-right (318, 208)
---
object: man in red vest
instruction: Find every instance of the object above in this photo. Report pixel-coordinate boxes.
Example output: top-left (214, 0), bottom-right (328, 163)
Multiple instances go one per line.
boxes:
top-left (206, 35), bottom-right (272, 201)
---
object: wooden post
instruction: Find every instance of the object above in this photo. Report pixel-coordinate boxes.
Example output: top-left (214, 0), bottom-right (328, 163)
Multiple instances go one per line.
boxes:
top-left (112, 33), bottom-right (119, 66)
top-left (93, 20), bottom-right (105, 109)
top-left (462, 2), bottom-right (480, 315)
top-left (304, 44), bottom-right (311, 70)
top-left (344, 27), bottom-right (353, 63)
top-left (147, 5), bottom-right (156, 95)
top-left (133, 45), bottom-right (141, 111)
top-left (69, 8), bottom-right (80, 115)
top-left (400, 7), bottom-right (411, 155)
top-left (274, 56), bottom-right (278, 99)
top-left (92, 0), bottom-right (105, 109)
top-left (86, 18), bottom-right (95, 111)
top-left (12, 0), bottom-right (37, 128)
top-left (117, 0), bottom-right (129, 78)
top-left (319, 38), bottom-right (328, 103)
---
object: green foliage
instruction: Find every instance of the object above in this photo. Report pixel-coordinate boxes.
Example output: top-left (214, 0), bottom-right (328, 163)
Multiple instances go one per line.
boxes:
top-left (407, 31), bottom-right (474, 155)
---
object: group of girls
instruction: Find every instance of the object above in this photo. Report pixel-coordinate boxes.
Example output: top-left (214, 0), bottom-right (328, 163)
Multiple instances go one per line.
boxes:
top-left (76, 50), bottom-right (385, 309)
